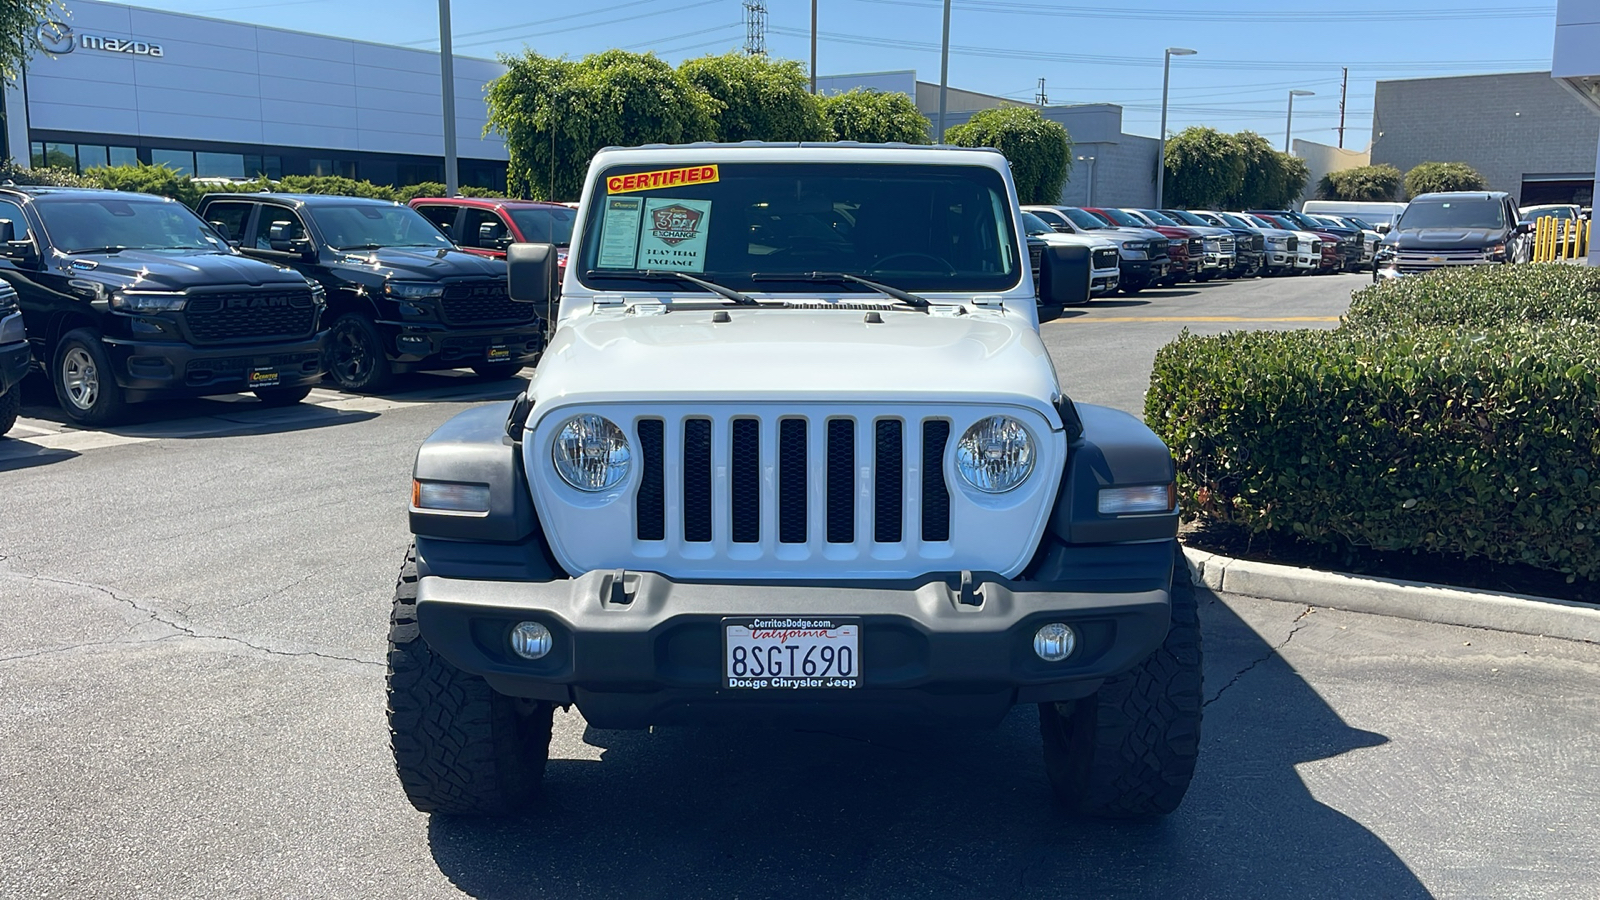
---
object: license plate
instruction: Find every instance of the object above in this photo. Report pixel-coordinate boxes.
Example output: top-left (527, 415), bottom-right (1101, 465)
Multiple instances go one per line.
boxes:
top-left (723, 617), bottom-right (860, 689)
top-left (248, 367), bottom-right (280, 387)
top-left (487, 345), bottom-right (510, 362)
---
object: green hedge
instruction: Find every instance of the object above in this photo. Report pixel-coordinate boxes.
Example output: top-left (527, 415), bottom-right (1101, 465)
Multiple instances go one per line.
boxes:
top-left (1148, 265), bottom-right (1600, 581)
top-left (24, 163), bottom-right (509, 207)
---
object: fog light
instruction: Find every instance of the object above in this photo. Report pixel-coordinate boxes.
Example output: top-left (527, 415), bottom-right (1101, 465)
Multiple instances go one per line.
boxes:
top-left (1033, 623), bottom-right (1076, 662)
top-left (509, 621), bottom-right (552, 660)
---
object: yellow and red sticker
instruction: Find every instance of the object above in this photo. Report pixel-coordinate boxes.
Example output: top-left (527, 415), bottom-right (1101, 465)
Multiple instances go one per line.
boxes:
top-left (606, 165), bottom-right (718, 194)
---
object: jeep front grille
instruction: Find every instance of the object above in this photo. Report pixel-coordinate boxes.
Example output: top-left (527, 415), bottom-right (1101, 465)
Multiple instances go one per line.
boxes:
top-left (182, 290), bottom-right (316, 344)
top-left (440, 281), bottom-right (538, 325)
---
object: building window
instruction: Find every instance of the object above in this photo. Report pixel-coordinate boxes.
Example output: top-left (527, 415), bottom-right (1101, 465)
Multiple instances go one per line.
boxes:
top-left (151, 149), bottom-right (195, 175)
top-left (309, 158), bottom-right (356, 179)
top-left (196, 152), bottom-right (245, 179)
top-left (76, 144), bottom-right (109, 170)
top-left (42, 142), bottom-right (76, 169)
top-left (398, 162), bottom-right (443, 186)
top-left (243, 155), bottom-right (282, 180)
top-left (110, 147), bottom-right (138, 167)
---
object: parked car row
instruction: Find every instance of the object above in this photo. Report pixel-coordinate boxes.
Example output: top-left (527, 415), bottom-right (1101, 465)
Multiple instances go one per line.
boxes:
top-left (0, 187), bottom-right (569, 430)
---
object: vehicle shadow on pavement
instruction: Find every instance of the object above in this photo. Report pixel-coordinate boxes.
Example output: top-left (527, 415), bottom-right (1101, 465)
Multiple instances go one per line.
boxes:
top-left (425, 594), bottom-right (1430, 900)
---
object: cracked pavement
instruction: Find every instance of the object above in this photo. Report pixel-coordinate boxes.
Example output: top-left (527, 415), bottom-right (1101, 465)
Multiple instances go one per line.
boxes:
top-left (4, 278), bottom-right (1600, 898)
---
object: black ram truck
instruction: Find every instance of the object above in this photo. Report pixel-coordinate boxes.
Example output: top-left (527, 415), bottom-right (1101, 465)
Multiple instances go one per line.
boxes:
top-left (0, 281), bottom-right (26, 435)
top-left (196, 194), bottom-right (541, 392)
top-left (0, 187), bottom-right (327, 425)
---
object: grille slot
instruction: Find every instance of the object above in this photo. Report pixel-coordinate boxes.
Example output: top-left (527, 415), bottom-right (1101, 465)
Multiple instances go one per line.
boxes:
top-left (440, 281), bottom-right (538, 325)
top-left (182, 290), bottom-right (315, 344)
top-left (778, 419), bottom-right (808, 544)
top-left (637, 420), bottom-right (665, 541)
top-left (874, 420), bottom-right (903, 543)
top-left (922, 420), bottom-right (951, 541)
top-left (683, 418), bottom-right (712, 543)
top-left (826, 419), bottom-right (855, 544)
top-left (731, 418), bottom-right (760, 543)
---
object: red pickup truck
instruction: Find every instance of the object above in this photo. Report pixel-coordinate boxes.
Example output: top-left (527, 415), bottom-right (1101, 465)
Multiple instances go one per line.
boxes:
top-left (410, 197), bottom-right (576, 278)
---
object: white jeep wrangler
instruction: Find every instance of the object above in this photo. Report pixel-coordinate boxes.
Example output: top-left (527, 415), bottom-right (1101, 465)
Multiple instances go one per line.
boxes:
top-left (388, 143), bottom-right (1202, 819)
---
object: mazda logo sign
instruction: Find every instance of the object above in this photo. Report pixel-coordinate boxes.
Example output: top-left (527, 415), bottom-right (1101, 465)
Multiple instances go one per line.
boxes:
top-left (36, 21), bottom-right (74, 55)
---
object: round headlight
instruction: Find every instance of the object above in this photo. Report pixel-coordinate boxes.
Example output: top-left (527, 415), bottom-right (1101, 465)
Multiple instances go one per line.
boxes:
top-left (552, 414), bottom-right (631, 492)
top-left (954, 416), bottom-right (1035, 493)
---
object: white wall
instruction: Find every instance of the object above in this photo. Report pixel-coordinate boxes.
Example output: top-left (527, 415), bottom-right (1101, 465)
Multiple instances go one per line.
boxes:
top-left (1554, 0), bottom-right (1600, 263)
top-left (23, 0), bottom-right (506, 160)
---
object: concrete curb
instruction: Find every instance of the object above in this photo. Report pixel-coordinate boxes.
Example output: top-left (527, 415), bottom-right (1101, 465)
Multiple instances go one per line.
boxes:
top-left (1183, 547), bottom-right (1600, 644)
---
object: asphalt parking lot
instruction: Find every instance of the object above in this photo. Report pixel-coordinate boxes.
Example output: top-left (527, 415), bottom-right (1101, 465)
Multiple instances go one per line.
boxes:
top-left (3, 272), bottom-right (1598, 899)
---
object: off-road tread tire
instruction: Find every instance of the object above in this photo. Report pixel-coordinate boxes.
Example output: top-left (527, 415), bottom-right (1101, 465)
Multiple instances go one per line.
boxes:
top-left (470, 362), bottom-right (525, 381)
top-left (0, 386), bottom-right (19, 437)
top-left (253, 385), bottom-right (313, 407)
top-left (387, 546), bottom-right (552, 816)
top-left (1040, 543), bottom-right (1202, 818)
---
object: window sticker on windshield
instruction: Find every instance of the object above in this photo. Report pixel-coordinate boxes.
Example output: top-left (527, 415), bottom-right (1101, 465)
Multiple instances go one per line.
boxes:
top-left (597, 196), bottom-right (644, 269)
top-left (637, 199), bottom-right (712, 273)
top-left (606, 165), bottom-right (718, 194)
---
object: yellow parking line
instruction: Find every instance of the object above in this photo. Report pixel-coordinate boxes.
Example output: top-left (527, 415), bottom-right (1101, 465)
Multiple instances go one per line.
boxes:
top-left (1072, 316), bottom-right (1340, 323)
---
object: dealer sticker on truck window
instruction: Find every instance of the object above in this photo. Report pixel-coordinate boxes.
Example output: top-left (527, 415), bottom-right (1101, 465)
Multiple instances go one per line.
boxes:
top-left (723, 617), bottom-right (860, 689)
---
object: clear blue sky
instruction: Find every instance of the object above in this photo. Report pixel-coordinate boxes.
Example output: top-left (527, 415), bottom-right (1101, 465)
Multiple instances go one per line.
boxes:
top-left (123, 0), bottom-right (1560, 150)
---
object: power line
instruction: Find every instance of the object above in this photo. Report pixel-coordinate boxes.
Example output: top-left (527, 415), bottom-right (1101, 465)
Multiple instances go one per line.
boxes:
top-left (399, 0), bottom-right (684, 46)
top-left (848, 0), bottom-right (1554, 22)
top-left (453, 0), bottom-right (728, 50)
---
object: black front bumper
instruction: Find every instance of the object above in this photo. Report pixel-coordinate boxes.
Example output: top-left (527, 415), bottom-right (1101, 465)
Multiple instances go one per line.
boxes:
top-left (102, 331), bottom-right (326, 400)
top-left (381, 320), bottom-right (543, 371)
top-left (413, 538), bottom-right (1175, 729)
top-left (1121, 259), bottom-right (1170, 285)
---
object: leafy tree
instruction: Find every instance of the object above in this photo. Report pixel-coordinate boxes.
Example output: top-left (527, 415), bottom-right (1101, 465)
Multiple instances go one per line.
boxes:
top-left (1162, 126), bottom-right (1247, 209)
top-left (1225, 131), bottom-right (1308, 209)
top-left (1316, 164), bottom-right (1402, 201)
top-left (1403, 161), bottom-right (1488, 198)
top-left (487, 49), bottom-right (716, 201)
top-left (679, 53), bottom-right (829, 143)
top-left (1, 0), bottom-right (64, 82)
top-left (818, 88), bottom-right (931, 144)
top-left (942, 106), bottom-right (1071, 204)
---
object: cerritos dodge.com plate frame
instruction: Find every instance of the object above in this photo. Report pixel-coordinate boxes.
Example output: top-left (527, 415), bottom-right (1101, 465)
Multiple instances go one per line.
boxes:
top-left (722, 617), bottom-right (861, 690)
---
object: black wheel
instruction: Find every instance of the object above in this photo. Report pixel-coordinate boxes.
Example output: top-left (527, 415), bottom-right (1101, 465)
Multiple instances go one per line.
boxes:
top-left (387, 546), bottom-right (553, 816)
top-left (323, 312), bottom-right (393, 393)
top-left (1040, 544), bottom-right (1202, 818)
top-left (0, 386), bottom-right (19, 437)
top-left (471, 362), bottom-right (525, 381)
top-left (52, 328), bottom-right (127, 426)
top-left (253, 385), bottom-right (313, 407)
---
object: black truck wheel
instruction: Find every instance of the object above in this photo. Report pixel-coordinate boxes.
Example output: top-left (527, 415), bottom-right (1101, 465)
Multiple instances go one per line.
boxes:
top-left (52, 328), bottom-right (128, 426)
top-left (324, 312), bottom-right (393, 393)
top-left (253, 385), bottom-right (313, 407)
top-left (470, 362), bottom-right (525, 381)
top-left (1039, 544), bottom-right (1202, 818)
top-left (387, 546), bottom-right (552, 816)
top-left (0, 385), bottom-right (19, 437)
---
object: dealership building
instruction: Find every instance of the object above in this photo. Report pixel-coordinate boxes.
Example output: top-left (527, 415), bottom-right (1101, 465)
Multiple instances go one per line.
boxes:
top-left (2, 0), bottom-right (510, 188)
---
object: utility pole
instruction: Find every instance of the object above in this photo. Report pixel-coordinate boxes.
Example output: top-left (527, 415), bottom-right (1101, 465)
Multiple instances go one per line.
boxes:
top-left (743, 1), bottom-right (767, 56)
top-left (1035, 77), bottom-right (1047, 107)
top-left (1156, 47), bottom-right (1195, 210)
top-left (1337, 67), bottom-right (1349, 149)
top-left (936, 0), bottom-right (951, 143)
top-left (438, 0), bottom-right (458, 196)
top-left (810, 0), bottom-right (817, 93)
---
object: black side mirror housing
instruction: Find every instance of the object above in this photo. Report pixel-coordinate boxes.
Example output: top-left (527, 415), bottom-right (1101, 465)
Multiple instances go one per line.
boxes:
top-left (0, 220), bottom-right (13, 244)
top-left (507, 242), bottom-right (558, 322)
top-left (1036, 243), bottom-right (1091, 322)
top-left (0, 220), bottom-right (38, 265)
top-left (1515, 221), bottom-right (1533, 235)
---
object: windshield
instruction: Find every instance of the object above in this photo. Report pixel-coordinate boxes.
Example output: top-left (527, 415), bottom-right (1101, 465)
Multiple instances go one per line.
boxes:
top-left (578, 162), bottom-right (1020, 293)
top-left (1163, 209), bottom-right (1210, 227)
top-left (1520, 205), bottom-right (1574, 222)
top-left (1218, 212), bottom-right (1255, 229)
top-left (1397, 199), bottom-right (1506, 230)
top-left (305, 203), bottom-right (455, 251)
top-left (1059, 207), bottom-right (1116, 230)
top-left (508, 207), bottom-right (577, 245)
top-left (1135, 209), bottom-right (1182, 227)
top-left (1343, 216), bottom-right (1377, 230)
top-left (1093, 208), bottom-right (1147, 228)
top-left (34, 196), bottom-right (230, 253)
top-left (1020, 212), bottom-right (1055, 237)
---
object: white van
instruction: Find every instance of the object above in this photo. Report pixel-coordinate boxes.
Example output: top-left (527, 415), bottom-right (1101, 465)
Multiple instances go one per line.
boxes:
top-left (1301, 200), bottom-right (1408, 230)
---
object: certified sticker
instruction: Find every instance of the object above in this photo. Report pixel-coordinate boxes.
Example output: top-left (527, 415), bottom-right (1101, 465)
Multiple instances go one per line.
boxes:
top-left (606, 165), bottom-right (718, 194)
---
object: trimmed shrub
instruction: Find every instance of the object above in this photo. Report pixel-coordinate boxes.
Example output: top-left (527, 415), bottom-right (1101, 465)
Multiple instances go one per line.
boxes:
top-left (87, 163), bottom-right (200, 204)
top-left (943, 106), bottom-right (1072, 204)
top-left (1403, 161), bottom-right (1486, 198)
top-left (1146, 324), bottom-right (1600, 579)
top-left (0, 160), bottom-right (95, 188)
top-left (394, 182), bottom-right (508, 203)
top-left (273, 174), bottom-right (396, 200)
top-left (1345, 263), bottom-right (1600, 333)
top-left (1316, 163), bottom-right (1402, 202)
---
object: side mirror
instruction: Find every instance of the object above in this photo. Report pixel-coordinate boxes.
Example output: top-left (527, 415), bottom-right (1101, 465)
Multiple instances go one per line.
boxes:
top-left (1036, 243), bottom-right (1091, 322)
top-left (268, 221), bottom-right (315, 258)
top-left (507, 242), bottom-right (558, 322)
top-left (0, 220), bottom-right (13, 243)
top-left (1376, 223), bottom-right (1391, 234)
top-left (0, 220), bottom-right (37, 265)
top-left (1515, 221), bottom-right (1533, 235)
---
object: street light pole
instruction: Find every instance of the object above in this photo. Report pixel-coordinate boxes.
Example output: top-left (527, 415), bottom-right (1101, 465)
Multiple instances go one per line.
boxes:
top-left (1077, 154), bottom-right (1097, 206)
top-left (936, 0), bottom-right (951, 143)
top-left (1285, 89), bottom-right (1314, 153)
top-left (438, 0), bottom-right (458, 196)
top-left (1156, 47), bottom-right (1195, 209)
top-left (810, 0), bottom-right (817, 94)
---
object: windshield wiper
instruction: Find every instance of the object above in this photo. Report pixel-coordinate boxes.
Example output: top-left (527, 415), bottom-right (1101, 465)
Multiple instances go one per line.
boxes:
top-left (585, 269), bottom-right (758, 305)
top-left (750, 271), bottom-right (930, 311)
top-left (64, 245), bottom-right (131, 255)
top-left (334, 243), bottom-right (391, 251)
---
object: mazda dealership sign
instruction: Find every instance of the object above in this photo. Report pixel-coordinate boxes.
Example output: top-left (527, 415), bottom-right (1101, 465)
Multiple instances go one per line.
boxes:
top-left (37, 22), bottom-right (165, 58)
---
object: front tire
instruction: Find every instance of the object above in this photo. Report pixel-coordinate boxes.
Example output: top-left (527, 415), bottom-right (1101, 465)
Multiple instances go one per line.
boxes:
top-left (0, 386), bottom-right (19, 437)
top-left (387, 547), bottom-right (553, 816)
top-left (1040, 544), bottom-right (1202, 818)
top-left (52, 329), bottom-right (127, 426)
top-left (253, 385), bottom-right (313, 407)
top-left (324, 312), bottom-right (393, 393)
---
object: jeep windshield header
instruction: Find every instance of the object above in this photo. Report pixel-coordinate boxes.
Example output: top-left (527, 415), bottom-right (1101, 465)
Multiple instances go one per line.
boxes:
top-left (576, 162), bottom-right (1020, 294)
top-left (33, 196), bottom-right (229, 254)
top-left (304, 203), bottom-right (454, 252)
